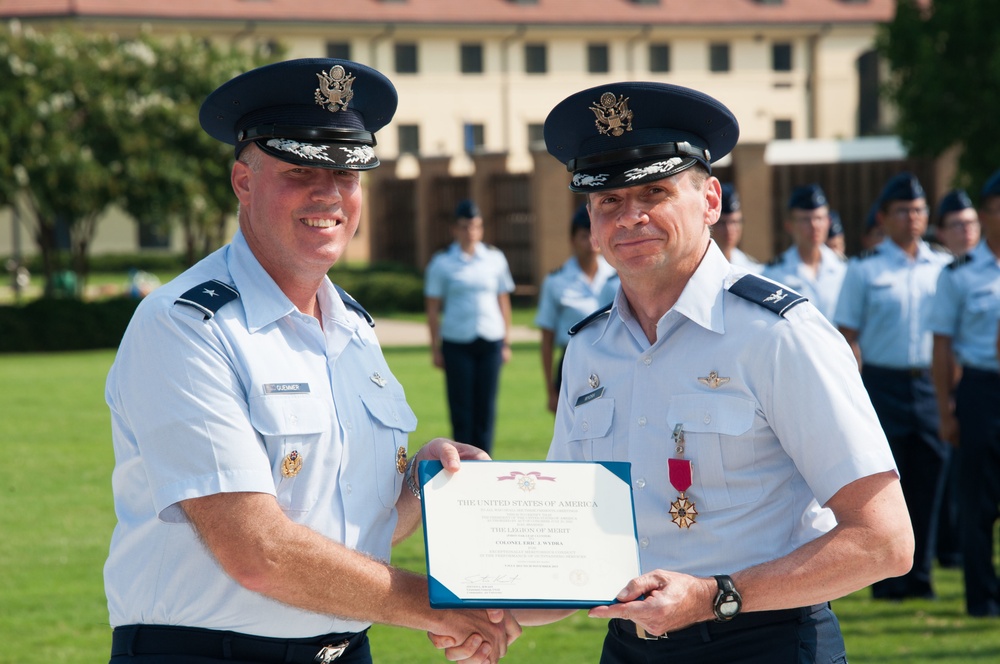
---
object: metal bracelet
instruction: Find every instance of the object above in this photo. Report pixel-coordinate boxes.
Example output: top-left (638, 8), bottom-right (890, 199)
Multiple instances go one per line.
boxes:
top-left (405, 457), bottom-right (421, 499)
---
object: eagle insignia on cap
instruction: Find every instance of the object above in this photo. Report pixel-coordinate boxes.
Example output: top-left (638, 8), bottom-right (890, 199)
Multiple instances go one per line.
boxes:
top-left (590, 92), bottom-right (633, 137)
top-left (315, 65), bottom-right (355, 113)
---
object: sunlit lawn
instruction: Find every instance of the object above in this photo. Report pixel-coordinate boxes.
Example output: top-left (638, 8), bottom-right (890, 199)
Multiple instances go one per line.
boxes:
top-left (1, 338), bottom-right (997, 663)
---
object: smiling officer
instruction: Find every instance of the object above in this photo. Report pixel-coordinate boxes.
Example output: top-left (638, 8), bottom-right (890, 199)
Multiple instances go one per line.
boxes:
top-left (104, 59), bottom-right (518, 664)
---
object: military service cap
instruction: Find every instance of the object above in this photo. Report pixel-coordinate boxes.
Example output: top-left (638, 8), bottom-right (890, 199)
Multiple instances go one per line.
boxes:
top-left (570, 202), bottom-right (591, 232)
top-left (981, 169), bottom-right (1000, 201)
top-left (828, 210), bottom-right (844, 238)
top-left (788, 184), bottom-right (828, 211)
top-left (454, 199), bottom-right (481, 220)
top-left (720, 183), bottom-right (740, 214)
top-left (200, 58), bottom-right (397, 170)
top-left (544, 82), bottom-right (739, 193)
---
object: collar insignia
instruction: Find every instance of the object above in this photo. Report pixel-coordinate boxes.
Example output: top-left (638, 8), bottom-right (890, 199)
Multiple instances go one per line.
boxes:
top-left (698, 370), bottom-right (730, 389)
top-left (763, 289), bottom-right (788, 304)
top-left (315, 65), bottom-right (355, 113)
top-left (590, 92), bottom-right (633, 137)
top-left (371, 372), bottom-right (387, 388)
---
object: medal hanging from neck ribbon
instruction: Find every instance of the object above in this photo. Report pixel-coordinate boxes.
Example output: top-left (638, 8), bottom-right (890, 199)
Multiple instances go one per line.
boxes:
top-left (669, 424), bottom-right (698, 528)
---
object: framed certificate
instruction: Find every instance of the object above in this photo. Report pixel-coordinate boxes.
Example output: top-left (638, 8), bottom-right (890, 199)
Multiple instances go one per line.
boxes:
top-left (418, 460), bottom-right (641, 609)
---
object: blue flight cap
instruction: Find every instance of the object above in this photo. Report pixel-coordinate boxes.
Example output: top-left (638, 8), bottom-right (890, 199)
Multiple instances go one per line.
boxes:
top-left (828, 210), bottom-right (843, 238)
top-left (200, 58), bottom-right (397, 170)
top-left (570, 203), bottom-right (591, 233)
top-left (454, 199), bottom-right (481, 220)
top-left (788, 184), bottom-right (828, 211)
top-left (720, 183), bottom-right (740, 214)
top-left (938, 189), bottom-right (973, 218)
top-left (544, 82), bottom-right (739, 193)
top-left (981, 169), bottom-right (1000, 201)
top-left (865, 201), bottom-right (880, 229)
top-left (878, 172), bottom-right (926, 208)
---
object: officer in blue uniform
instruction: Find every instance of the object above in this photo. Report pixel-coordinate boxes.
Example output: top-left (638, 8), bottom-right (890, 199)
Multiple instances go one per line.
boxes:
top-left (929, 170), bottom-right (1000, 617)
top-left (834, 172), bottom-right (951, 601)
top-left (935, 189), bottom-right (981, 257)
top-left (763, 184), bottom-right (846, 321)
top-left (506, 81), bottom-right (913, 664)
top-left (104, 59), bottom-right (518, 664)
top-left (713, 183), bottom-right (762, 273)
top-left (535, 203), bottom-right (617, 413)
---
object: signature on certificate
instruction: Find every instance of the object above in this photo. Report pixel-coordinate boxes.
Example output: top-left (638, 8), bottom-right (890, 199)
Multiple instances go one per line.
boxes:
top-left (464, 574), bottom-right (521, 585)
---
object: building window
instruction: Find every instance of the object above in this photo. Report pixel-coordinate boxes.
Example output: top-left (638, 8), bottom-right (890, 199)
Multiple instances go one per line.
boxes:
top-left (394, 43), bottom-right (418, 74)
top-left (649, 43), bottom-right (671, 73)
top-left (460, 43), bottom-right (484, 74)
top-left (524, 43), bottom-right (547, 74)
top-left (464, 123), bottom-right (485, 153)
top-left (398, 124), bottom-right (420, 155)
top-left (709, 43), bottom-right (730, 72)
top-left (774, 119), bottom-right (793, 139)
top-left (772, 42), bottom-right (792, 72)
top-left (326, 42), bottom-right (351, 60)
top-left (587, 43), bottom-right (610, 73)
top-left (527, 123), bottom-right (544, 148)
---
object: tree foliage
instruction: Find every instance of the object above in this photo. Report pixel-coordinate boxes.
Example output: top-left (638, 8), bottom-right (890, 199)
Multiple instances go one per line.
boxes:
top-left (878, 0), bottom-right (1000, 196)
top-left (0, 23), bottom-right (278, 295)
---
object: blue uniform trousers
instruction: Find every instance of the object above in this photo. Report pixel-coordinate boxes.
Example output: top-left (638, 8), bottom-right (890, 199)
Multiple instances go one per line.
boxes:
top-left (441, 337), bottom-right (503, 455)
top-left (600, 604), bottom-right (846, 664)
top-left (861, 365), bottom-right (949, 599)
top-left (955, 367), bottom-right (1000, 616)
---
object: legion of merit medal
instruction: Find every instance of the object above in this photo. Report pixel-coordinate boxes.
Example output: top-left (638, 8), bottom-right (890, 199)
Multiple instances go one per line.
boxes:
top-left (668, 424), bottom-right (698, 528)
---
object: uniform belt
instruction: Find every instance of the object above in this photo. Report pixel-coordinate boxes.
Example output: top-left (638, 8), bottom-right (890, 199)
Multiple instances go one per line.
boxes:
top-left (863, 364), bottom-right (929, 379)
top-left (111, 624), bottom-right (366, 663)
top-left (615, 603), bottom-right (828, 641)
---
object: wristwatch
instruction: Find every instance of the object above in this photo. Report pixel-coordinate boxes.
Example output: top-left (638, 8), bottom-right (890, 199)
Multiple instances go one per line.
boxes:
top-left (712, 574), bottom-right (742, 621)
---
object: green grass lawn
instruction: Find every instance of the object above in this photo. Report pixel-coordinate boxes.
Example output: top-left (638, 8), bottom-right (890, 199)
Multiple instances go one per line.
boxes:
top-left (1, 343), bottom-right (997, 663)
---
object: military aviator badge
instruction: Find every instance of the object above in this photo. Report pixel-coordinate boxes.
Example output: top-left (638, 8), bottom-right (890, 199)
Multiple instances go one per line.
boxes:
top-left (281, 450), bottom-right (303, 478)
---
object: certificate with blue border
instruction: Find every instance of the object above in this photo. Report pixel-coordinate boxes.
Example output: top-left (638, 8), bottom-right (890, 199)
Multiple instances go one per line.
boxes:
top-left (418, 460), bottom-right (641, 609)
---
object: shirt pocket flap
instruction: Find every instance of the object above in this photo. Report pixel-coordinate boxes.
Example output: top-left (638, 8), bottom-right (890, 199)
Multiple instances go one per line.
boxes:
top-left (248, 394), bottom-right (328, 436)
top-left (568, 398), bottom-right (615, 440)
top-left (361, 393), bottom-right (418, 433)
top-left (667, 394), bottom-right (755, 436)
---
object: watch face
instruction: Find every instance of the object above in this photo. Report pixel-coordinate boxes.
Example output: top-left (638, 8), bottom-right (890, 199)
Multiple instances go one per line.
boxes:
top-left (719, 599), bottom-right (740, 616)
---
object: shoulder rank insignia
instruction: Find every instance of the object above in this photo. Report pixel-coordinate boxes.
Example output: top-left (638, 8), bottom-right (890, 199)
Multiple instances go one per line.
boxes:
top-left (727, 275), bottom-right (807, 318)
top-left (947, 253), bottom-right (974, 270)
top-left (334, 284), bottom-right (375, 328)
top-left (590, 92), bottom-right (633, 137)
top-left (315, 64), bottom-right (355, 113)
top-left (568, 302), bottom-right (613, 336)
top-left (174, 279), bottom-right (239, 320)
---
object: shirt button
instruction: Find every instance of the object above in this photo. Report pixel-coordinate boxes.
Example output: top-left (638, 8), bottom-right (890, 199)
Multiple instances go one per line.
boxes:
top-left (582, 421), bottom-right (590, 432)
top-left (289, 414), bottom-right (299, 425)
top-left (346, 483), bottom-right (353, 494)
top-left (639, 537), bottom-right (649, 549)
top-left (635, 478), bottom-right (646, 489)
top-left (643, 356), bottom-right (652, 366)
top-left (638, 416), bottom-right (647, 427)
top-left (703, 413), bottom-right (712, 424)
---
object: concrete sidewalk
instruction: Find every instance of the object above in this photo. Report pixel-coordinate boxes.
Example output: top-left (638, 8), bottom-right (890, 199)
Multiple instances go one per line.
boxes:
top-left (372, 318), bottom-right (539, 347)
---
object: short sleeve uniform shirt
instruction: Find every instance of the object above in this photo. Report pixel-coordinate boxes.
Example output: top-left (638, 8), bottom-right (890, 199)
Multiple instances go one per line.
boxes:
top-left (424, 242), bottom-right (515, 343)
top-left (535, 256), bottom-right (617, 347)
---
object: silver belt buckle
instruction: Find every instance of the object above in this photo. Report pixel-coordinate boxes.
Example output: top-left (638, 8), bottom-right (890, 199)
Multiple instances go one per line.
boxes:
top-left (314, 640), bottom-right (349, 663)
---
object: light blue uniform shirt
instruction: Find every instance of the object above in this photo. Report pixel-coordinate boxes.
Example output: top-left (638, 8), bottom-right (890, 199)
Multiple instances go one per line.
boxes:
top-left (104, 230), bottom-right (417, 638)
top-left (535, 256), bottom-right (617, 347)
top-left (762, 244), bottom-right (847, 322)
top-left (728, 247), bottom-right (763, 274)
top-left (928, 240), bottom-right (1000, 372)
top-left (424, 242), bottom-right (515, 343)
top-left (548, 241), bottom-right (896, 577)
top-left (834, 238), bottom-right (950, 368)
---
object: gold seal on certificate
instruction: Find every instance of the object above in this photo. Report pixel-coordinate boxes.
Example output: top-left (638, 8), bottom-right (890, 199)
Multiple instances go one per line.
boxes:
top-left (418, 460), bottom-right (641, 608)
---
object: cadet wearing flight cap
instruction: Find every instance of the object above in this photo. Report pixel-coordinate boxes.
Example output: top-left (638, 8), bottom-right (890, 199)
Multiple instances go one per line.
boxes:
top-left (935, 189), bottom-right (981, 257)
top-left (535, 203), bottom-right (617, 412)
top-left (834, 171), bottom-right (950, 602)
top-left (825, 210), bottom-right (847, 258)
top-left (105, 58), bottom-right (517, 664)
top-left (763, 184), bottom-right (846, 321)
top-left (512, 81), bottom-right (911, 664)
top-left (929, 169), bottom-right (1000, 617)
top-left (714, 183), bottom-right (762, 273)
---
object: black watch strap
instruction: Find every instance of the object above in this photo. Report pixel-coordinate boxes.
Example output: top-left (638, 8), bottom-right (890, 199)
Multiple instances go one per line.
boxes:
top-left (713, 574), bottom-right (743, 622)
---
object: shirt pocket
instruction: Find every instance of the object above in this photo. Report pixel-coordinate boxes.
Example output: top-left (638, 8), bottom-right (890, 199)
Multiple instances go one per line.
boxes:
top-left (666, 394), bottom-right (762, 511)
top-left (567, 397), bottom-right (616, 460)
top-left (359, 391), bottom-right (418, 508)
top-left (248, 394), bottom-right (330, 514)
